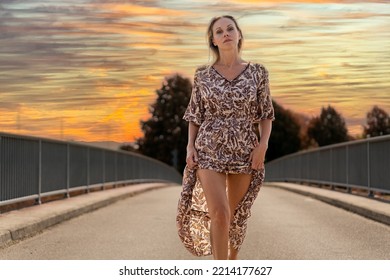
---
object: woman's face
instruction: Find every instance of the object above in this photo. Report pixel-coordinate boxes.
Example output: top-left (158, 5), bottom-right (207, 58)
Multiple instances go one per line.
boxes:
top-left (212, 17), bottom-right (241, 51)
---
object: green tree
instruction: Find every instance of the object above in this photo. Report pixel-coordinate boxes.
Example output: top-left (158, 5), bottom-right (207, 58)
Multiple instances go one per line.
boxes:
top-left (266, 100), bottom-right (302, 161)
top-left (307, 105), bottom-right (349, 146)
top-left (363, 106), bottom-right (390, 138)
top-left (137, 74), bottom-right (192, 172)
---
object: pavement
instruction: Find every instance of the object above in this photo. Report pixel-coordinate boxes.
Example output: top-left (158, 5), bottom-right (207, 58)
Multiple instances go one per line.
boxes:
top-left (0, 181), bottom-right (389, 249)
top-left (0, 182), bottom-right (174, 249)
top-left (266, 182), bottom-right (390, 226)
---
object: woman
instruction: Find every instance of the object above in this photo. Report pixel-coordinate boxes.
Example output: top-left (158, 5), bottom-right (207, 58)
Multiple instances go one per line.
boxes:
top-left (176, 15), bottom-right (274, 260)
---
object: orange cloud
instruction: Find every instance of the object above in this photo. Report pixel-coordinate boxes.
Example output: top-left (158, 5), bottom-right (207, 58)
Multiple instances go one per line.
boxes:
top-left (229, 0), bottom-right (382, 3)
top-left (92, 3), bottom-right (189, 17)
top-left (54, 21), bottom-right (176, 39)
top-left (1, 0), bottom-right (389, 144)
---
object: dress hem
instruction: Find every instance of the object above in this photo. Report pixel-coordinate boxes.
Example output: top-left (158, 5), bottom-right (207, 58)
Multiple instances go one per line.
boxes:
top-left (176, 165), bottom-right (265, 257)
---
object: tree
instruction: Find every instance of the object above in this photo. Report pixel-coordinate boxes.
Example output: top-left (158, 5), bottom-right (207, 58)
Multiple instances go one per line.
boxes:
top-left (137, 74), bottom-right (192, 172)
top-left (363, 106), bottom-right (390, 138)
top-left (265, 100), bottom-right (302, 161)
top-left (307, 105), bottom-right (349, 147)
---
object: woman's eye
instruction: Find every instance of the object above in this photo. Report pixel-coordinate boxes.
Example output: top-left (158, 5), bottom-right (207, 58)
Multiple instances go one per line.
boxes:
top-left (216, 30), bottom-right (222, 34)
top-left (228, 27), bottom-right (234, 31)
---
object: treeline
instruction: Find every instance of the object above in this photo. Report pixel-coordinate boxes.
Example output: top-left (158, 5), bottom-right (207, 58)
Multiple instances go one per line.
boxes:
top-left (121, 74), bottom-right (390, 172)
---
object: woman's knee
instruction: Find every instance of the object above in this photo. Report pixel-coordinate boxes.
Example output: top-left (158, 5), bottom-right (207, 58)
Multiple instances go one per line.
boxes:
top-left (210, 206), bottom-right (231, 227)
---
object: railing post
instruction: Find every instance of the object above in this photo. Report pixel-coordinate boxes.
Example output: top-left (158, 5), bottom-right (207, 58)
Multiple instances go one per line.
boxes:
top-left (87, 147), bottom-right (90, 193)
top-left (37, 139), bottom-right (42, 205)
top-left (114, 153), bottom-right (117, 188)
top-left (368, 141), bottom-right (373, 197)
top-left (346, 145), bottom-right (351, 193)
top-left (299, 155), bottom-right (302, 182)
top-left (317, 151), bottom-right (320, 184)
top-left (66, 143), bottom-right (70, 198)
top-left (330, 148), bottom-right (334, 190)
top-left (102, 150), bottom-right (105, 191)
top-left (125, 154), bottom-right (128, 181)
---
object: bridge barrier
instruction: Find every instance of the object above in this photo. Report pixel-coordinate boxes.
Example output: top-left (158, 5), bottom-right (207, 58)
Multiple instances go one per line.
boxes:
top-left (265, 134), bottom-right (390, 196)
top-left (0, 132), bottom-right (182, 207)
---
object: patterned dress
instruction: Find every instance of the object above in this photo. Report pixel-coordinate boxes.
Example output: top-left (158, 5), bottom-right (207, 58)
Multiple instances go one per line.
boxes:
top-left (176, 62), bottom-right (275, 256)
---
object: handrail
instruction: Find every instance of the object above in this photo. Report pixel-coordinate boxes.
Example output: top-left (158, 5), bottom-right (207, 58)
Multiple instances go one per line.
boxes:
top-left (0, 132), bottom-right (182, 207)
top-left (265, 134), bottom-right (390, 196)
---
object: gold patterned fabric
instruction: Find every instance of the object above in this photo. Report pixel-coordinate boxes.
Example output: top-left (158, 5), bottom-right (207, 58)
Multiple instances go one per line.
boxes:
top-left (176, 62), bottom-right (274, 256)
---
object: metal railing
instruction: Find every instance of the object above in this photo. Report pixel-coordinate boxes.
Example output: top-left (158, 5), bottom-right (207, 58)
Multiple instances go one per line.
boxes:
top-left (265, 134), bottom-right (390, 196)
top-left (0, 132), bottom-right (182, 206)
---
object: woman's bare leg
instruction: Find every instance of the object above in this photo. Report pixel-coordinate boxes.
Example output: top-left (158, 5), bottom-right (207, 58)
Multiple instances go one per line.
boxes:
top-left (197, 169), bottom-right (230, 260)
top-left (227, 173), bottom-right (252, 260)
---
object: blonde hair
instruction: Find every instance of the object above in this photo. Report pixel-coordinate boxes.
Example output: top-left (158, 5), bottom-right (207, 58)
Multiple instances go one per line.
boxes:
top-left (207, 15), bottom-right (244, 63)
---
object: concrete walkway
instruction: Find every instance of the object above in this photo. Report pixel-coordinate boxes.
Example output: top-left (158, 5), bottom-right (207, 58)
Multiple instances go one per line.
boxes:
top-left (0, 182), bottom-right (173, 248)
top-left (267, 182), bottom-right (390, 226)
top-left (0, 181), bottom-right (389, 249)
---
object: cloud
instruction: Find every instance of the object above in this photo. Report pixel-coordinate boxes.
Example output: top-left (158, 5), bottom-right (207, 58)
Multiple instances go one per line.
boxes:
top-left (0, 101), bottom-right (21, 110)
top-left (228, 0), bottom-right (388, 3)
top-left (1, 0), bottom-right (389, 141)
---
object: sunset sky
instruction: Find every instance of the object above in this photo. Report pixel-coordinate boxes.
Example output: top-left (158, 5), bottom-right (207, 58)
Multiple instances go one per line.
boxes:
top-left (1, 0), bottom-right (389, 144)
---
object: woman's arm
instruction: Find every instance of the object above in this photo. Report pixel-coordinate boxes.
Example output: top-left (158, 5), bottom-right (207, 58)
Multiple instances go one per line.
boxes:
top-left (186, 122), bottom-right (200, 169)
top-left (250, 119), bottom-right (272, 170)
top-left (258, 119), bottom-right (272, 147)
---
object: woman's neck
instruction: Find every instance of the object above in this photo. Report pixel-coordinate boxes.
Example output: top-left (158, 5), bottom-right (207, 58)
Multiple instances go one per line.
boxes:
top-left (216, 51), bottom-right (243, 69)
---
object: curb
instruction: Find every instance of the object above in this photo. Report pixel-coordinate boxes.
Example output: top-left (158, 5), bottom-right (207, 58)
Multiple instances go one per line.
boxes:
top-left (0, 183), bottom-right (176, 248)
top-left (265, 182), bottom-right (390, 226)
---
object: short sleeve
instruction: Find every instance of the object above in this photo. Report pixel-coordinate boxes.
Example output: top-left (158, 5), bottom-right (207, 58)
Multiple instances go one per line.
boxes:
top-left (254, 65), bottom-right (275, 122)
top-left (183, 68), bottom-right (205, 126)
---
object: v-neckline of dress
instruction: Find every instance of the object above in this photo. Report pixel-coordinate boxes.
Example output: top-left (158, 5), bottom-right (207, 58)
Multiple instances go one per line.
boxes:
top-left (211, 62), bottom-right (251, 82)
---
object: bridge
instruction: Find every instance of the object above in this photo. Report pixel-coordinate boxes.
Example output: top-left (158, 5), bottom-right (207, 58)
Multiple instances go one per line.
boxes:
top-left (0, 132), bottom-right (389, 259)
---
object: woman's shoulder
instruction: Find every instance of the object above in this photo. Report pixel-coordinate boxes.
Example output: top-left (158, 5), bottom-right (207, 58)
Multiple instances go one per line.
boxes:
top-left (249, 62), bottom-right (269, 74)
top-left (193, 64), bottom-right (213, 78)
top-left (249, 62), bottom-right (270, 84)
top-left (195, 64), bottom-right (211, 73)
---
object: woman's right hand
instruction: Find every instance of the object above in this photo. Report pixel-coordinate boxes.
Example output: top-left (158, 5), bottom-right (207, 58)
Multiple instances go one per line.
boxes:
top-left (186, 145), bottom-right (199, 169)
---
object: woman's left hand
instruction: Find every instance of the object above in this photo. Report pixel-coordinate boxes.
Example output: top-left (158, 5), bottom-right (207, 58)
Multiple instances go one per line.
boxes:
top-left (249, 143), bottom-right (268, 170)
